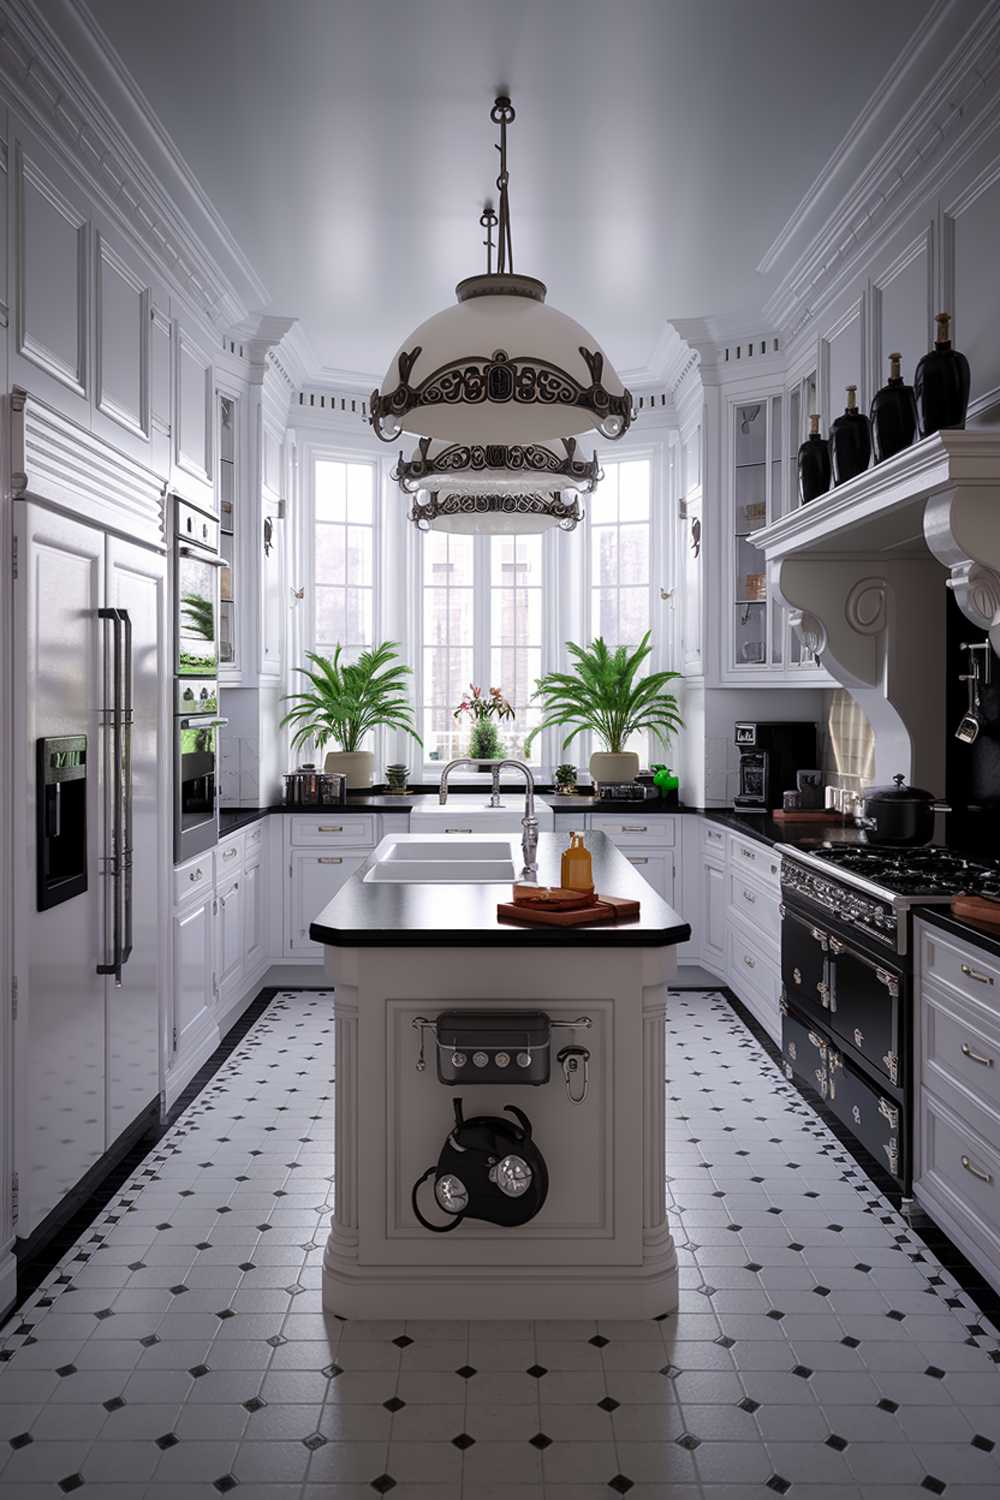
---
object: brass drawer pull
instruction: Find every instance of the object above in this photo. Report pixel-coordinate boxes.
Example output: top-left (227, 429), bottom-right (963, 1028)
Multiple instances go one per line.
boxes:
top-left (445, 827), bottom-right (473, 834)
top-left (318, 824), bottom-right (344, 833)
top-left (317, 856), bottom-right (343, 865)
top-left (961, 1154), bottom-right (993, 1185)
top-left (961, 1042), bottom-right (994, 1068)
top-left (629, 856), bottom-right (649, 865)
top-left (960, 963), bottom-right (994, 986)
top-left (621, 824), bottom-right (647, 832)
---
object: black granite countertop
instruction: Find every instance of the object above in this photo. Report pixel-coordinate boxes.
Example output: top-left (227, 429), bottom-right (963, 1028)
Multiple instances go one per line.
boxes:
top-left (219, 807), bottom-right (269, 835)
top-left (309, 831), bottom-right (691, 949)
top-left (914, 904), bottom-right (1000, 963)
top-left (705, 809), bottom-right (860, 850)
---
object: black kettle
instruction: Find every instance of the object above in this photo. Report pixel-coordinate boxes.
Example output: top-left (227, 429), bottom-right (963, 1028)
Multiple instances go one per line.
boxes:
top-left (856, 774), bottom-right (950, 847)
top-left (411, 1100), bottom-right (548, 1232)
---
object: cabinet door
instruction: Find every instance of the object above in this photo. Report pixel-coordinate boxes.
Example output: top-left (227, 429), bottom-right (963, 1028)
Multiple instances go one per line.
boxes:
top-left (703, 860), bottom-right (726, 967)
top-left (173, 316), bottom-right (215, 509)
top-left (172, 896), bottom-right (214, 1055)
top-left (619, 847), bottom-right (674, 906)
top-left (243, 855), bottom-right (266, 975)
top-left (259, 506), bottom-right (283, 675)
top-left (217, 874), bottom-right (245, 993)
top-left (288, 849), bottom-right (367, 956)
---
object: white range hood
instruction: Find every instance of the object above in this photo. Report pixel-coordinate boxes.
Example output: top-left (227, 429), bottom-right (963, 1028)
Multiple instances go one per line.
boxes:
top-left (750, 431), bottom-right (1000, 795)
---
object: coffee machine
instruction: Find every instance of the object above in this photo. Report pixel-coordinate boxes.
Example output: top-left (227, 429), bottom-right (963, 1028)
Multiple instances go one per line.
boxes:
top-left (734, 721), bottom-right (817, 810)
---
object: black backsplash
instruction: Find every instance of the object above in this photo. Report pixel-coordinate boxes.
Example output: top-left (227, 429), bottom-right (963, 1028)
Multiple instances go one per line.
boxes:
top-left (945, 589), bottom-right (1000, 855)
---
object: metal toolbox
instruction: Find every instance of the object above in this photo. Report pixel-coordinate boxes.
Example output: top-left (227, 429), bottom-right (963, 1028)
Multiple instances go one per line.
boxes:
top-left (434, 1010), bottom-right (551, 1085)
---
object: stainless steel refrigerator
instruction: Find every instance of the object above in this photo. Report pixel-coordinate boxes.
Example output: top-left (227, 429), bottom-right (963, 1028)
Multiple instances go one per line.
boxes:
top-left (14, 501), bottom-right (167, 1240)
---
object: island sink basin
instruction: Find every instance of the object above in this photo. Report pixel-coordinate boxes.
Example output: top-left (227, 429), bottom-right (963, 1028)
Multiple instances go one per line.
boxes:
top-left (364, 836), bottom-right (517, 883)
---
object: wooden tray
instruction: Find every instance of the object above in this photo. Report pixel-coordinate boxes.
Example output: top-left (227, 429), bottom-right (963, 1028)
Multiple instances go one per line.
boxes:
top-left (498, 894), bottom-right (640, 928)
top-left (951, 894), bottom-right (1000, 929)
top-left (771, 809), bottom-right (847, 822)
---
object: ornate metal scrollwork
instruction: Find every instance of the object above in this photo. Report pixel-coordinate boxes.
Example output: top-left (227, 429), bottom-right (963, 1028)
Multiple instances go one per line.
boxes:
top-left (408, 489), bottom-right (582, 533)
top-left (393, 435), bottom-right (602, 494)
top-left (370, 345), bottom-right (634, 443)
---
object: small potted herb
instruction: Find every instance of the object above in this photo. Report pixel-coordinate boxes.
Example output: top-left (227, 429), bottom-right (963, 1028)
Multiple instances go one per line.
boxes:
top-left (554, 763), bottom-right (578, 796)
top-left (453, 685), bottom-right (515, 767)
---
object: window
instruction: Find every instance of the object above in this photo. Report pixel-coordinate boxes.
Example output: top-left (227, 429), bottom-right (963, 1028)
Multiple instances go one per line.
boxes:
top-left (419, 532), bottom-right (547, 766)
top-left (313, 458), bottom-right (375, 659)
top-left (589, 457), bottom-right (652, 649)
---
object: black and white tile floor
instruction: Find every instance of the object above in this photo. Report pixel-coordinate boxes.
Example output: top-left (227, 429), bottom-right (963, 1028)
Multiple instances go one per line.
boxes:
top-left (1, 988), bottom-right (999, 1499)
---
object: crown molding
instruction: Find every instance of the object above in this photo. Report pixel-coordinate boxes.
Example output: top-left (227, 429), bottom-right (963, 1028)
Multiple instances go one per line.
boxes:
top-left (0, 0), bottom-right (270, 331)
top-left (760, 0), bottom-right (1000, 334)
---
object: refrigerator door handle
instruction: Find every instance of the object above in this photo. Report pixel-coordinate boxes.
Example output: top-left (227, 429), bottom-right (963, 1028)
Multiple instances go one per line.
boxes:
top-left (121, 608), bottom-right (134, 970)
top-left (97, 608), bottom-right (124, 983)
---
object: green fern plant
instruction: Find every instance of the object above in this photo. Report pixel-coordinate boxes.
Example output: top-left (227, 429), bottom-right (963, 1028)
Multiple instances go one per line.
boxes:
top-left (181, 593), bottom-right (215, 640)
top-left (280, 643), bottom-right (422, 754)
top-left (523, 633), bottom-right (682, 756)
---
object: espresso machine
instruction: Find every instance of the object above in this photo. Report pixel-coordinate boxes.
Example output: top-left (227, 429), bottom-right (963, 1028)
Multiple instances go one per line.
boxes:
top-left (734, 721), bottom-right (817, 810)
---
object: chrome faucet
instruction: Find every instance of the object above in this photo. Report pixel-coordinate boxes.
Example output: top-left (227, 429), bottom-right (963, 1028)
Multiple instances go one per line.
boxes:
top-left (494, 759), bottom-right (539, 876)
top-left (438, 756), bottom-right (539, 877)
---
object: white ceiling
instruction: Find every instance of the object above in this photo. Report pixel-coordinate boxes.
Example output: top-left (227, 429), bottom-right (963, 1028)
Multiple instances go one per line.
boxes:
top-left (78, 0), bottom-right (932, 384)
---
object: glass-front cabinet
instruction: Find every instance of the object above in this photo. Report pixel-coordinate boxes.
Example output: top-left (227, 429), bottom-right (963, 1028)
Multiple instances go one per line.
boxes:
top-left (218, 394), bottom-right (237, 672)
top-left (727, 380), bottom-right (827, 681)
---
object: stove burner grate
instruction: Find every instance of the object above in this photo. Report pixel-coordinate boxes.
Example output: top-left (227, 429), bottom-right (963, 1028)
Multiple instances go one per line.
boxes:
top-left (808, 842), bottom-right (1000, 897)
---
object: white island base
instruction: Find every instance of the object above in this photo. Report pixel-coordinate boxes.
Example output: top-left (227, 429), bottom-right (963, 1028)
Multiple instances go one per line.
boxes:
top-left (321, 943), bottom-right (678, 1321)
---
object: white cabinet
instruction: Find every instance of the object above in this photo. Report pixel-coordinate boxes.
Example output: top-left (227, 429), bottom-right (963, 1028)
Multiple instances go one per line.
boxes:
top-left (243, 855), bottom-right (266, 975)
top-left (914, 919), bottom-right (1000, 1294)
top-left (173, 315), bottom-right (215, 509)
top-left (619, 846), bottom-right (675, 907)
top-left (217, 871), bottom-right (245, 994)
top-left (172, 895), bottom-right (215, 1056)
top-left (287, 848), bottom-right (368, 956)
top-left (702, 859), bottom-right (727, 969)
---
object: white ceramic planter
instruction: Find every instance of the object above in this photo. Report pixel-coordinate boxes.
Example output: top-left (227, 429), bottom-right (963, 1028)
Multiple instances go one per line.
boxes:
top-left (324, 749), bottom-right (375, 788)
top-left (589, 750), bottom-right (640, 786)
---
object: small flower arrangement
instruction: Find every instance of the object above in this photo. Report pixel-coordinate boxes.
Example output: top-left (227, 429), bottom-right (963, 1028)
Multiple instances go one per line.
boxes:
top-left (453, 684), bottom-right (515, 761)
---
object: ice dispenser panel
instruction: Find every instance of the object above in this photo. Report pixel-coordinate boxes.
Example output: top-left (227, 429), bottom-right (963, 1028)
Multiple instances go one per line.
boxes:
top-left (36, 734), bottom-right (87, 910)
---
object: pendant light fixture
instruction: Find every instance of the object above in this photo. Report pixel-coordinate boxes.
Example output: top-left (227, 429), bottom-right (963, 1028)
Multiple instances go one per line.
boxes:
top-left (370, 97), bottom-right (634, 449)
top-left (395, 433), bottom-right (601, 533)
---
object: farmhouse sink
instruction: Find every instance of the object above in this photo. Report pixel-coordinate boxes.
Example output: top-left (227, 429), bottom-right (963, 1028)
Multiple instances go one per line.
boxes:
top-left (408, 793), bottom-right (554, 834)
top-left (363, 836), bottom-right (517, 884)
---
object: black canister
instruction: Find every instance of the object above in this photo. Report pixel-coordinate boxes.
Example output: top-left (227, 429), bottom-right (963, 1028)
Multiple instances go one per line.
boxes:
top-left (830, 385), bottom-right (871, 486)
top-left (914, 312), bottom-right (971, 437)
top-left (797, 414), bottom-right (832, 503)
top-left (870, 353), bottom-right (917, 462)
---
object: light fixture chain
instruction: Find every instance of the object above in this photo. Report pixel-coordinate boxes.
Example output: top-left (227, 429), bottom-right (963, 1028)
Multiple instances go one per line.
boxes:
top-left (491, 95), bottom-right (516, 273)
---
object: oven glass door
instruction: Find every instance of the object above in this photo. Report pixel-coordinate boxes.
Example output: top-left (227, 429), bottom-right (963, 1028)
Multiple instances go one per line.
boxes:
top-left (828, 942), bottom-right (902, 1086)
top-left (176, 546), bottom-right (221, 677)
top-left (176, 718), bottom-right (220, 856)
top-left (781, 907), bottom-right (829, 1022)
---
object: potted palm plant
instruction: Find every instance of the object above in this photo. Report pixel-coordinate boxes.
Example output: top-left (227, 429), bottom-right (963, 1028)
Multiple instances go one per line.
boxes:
top-left (524, 632), bottom-right (682, 786)
top-left (280, 642), bottom-right (422, 788)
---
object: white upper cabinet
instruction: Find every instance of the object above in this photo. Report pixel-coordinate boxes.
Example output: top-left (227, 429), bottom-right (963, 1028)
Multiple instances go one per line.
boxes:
top-left (12, 131), bottom-right (89, 423)
top-left (173, 316), bottom-right (216, 509)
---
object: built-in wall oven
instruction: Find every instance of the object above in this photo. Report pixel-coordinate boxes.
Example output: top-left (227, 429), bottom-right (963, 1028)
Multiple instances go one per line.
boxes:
top-left (173, 500), bottom-right (226, 861)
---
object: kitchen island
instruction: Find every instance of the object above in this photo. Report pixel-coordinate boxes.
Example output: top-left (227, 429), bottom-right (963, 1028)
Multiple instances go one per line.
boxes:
top-left (310, 830), bottom-right (690, 1319)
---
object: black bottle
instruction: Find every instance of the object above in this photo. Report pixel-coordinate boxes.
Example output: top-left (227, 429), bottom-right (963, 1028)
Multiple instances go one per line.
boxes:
top-left (870, 352), bottom-right (917, 463)
top-left (914, 312), bottom-right (971, 437)
top-left (797, 413), bottom-right (832, 503)
top-left (830, 385), bottom-right (871, 486)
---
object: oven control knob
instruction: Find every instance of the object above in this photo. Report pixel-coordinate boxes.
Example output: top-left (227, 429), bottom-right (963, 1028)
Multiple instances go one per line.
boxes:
top-left (494, 1051), bottom-right (510, 1069)
top-left (451, 1052), bottom-right (467, 1069)
top-left (472, 1051), bottom-right (489, 1069)
top-left (516, 1051), bottom-right (532, 1068)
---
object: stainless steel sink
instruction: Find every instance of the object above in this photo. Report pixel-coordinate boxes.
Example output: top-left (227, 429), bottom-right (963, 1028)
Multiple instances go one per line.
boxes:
top-left (363, 836), bottom-right (517, 884)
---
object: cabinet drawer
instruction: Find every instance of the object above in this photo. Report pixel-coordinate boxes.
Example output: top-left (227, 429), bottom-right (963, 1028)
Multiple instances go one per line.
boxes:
top-left (174, 853), bottom-right (213, 906)
top-left (618, 846), bottom-right (674, 905)
top-left (703, 821), bottom-right (726, 858)
top-left (920, 925), bottom-right (1000, 1010)
top-left (729, 922), bottom-right (779, 1004)
top-left (727, 833), bottom-right (780, 888)
top-left (244, 820), bottom-right (265, 854)
top-left (216, 831), bottom-right (245, 875)
top-left (918, 1090), bottom-right (1000, 1252)
top-left (728, 869), bottom-right (781, 946)
top-left (289, 813), bottom-right (377, 847)
top-left (591, 813), bottom-right (675, 846)
top-left (923, 982), bottom-right (1000, 1128)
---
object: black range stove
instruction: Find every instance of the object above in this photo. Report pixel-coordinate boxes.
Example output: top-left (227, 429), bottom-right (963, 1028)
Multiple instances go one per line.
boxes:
top-left (775, 841), bottom-right (1000, 1200)
top-left (778, 842), bottom-right (1000, 955)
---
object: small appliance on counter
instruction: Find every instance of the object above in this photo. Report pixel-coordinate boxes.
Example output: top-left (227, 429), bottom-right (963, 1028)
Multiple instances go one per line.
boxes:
top-left (734, 721), bottom-right (817, 810)
top-left (282, 764), bottom-right (348, 806)
top-left (596, 781), bottom-right (659, 801)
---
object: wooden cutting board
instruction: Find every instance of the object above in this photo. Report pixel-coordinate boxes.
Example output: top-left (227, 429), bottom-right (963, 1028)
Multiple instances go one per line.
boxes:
top-left (771, 809), bottom-right (847, 822)
top-left (498, 894), bottom-right (641, 927)
top-left (951, 894), bottom-right (1000, 929)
